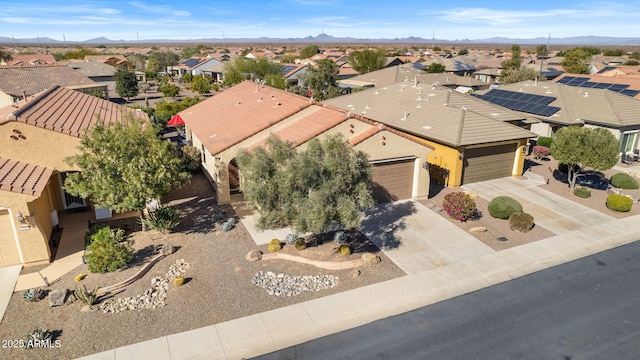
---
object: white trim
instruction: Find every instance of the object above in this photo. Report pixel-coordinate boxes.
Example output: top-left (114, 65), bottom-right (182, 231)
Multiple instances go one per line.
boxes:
top-left (369, 156), bottom-right (417, 165)
top-left (411, 158), bottom-right (421, 199)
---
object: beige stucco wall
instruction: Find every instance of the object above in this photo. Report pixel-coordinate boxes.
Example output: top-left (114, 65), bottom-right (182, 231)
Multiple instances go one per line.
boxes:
top-left (0, 177), bottom-right (57, 265)
top-left (0, 92), bottom-right (14, 109)
top-left (0, 121), bottom-right (81, 171)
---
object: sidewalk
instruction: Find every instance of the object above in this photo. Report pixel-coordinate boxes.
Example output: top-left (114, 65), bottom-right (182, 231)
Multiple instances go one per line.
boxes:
top-left (76, 176), bottom-right (640, 360)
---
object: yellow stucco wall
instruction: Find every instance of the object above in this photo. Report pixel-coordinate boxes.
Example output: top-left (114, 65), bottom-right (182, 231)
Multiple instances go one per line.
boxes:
top-left (419, 138), bottom-right (465, 187)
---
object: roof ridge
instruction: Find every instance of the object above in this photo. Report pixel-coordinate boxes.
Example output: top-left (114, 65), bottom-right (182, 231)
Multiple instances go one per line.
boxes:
top-left (10, 85), bottom-right (61, 119)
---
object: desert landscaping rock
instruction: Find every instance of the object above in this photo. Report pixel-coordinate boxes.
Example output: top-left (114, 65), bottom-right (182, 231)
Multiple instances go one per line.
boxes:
top-left (362, 252), bottom-right (381, 265)
top-left (245, 249), bottom-right (263, 262)
top-left (48, 289), bottom-right (67, 307)
top-left (251, 271), bottom-right (339, 296)
top-left (469, 226), bottom-right (488, 233)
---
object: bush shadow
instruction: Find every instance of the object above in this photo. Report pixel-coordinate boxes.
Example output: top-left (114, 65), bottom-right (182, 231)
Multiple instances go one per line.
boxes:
top-left (359, 200), bottom-right (417, 251)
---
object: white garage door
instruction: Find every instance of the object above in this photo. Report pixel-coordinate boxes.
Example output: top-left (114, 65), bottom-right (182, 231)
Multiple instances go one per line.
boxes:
top-left (0, 210), bottom-right (21, 266)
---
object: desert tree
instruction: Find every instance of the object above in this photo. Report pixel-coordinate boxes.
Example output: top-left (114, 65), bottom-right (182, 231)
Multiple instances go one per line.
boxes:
top-left (114, 69), bottom-right (139, 101)
top-left (551, 126), bottom-right (619, 191)
top-left (236, 134), bottom-right (374, 235)
top-left (349, 48), bottom-right (386, 74)
top-left (64, 116), bottom-right (190, 215)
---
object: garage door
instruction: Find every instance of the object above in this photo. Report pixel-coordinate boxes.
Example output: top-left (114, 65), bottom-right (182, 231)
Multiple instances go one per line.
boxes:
top-left (0, 210), bottom-right (21, 266)
top-left (463, 144), bottom-right (517, 184)
top-left (370, 159), bottom-right (414, 203)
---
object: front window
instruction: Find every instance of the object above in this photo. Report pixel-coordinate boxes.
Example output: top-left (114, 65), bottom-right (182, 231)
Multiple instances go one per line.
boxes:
top-left (620, 132), bottom-right (639, 154)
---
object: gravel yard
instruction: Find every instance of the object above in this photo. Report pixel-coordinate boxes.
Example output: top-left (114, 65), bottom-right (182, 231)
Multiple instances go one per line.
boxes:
top-left (0, 173), bottom-right (404, 359)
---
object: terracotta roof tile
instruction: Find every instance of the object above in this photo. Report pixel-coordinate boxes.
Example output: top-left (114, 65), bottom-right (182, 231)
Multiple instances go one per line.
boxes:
top-left (179, 81), bottom-right (312, 155)
top-left (0, 65), bottom-right (96, 97)
top-left (8, 86), bottom-right (148, 137)
top-left (0, 157), bottom-right (53, 196)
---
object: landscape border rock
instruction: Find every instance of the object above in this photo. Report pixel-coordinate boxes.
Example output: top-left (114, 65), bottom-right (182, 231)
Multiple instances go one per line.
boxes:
top-left (260, 252), bottom-right (364, 270)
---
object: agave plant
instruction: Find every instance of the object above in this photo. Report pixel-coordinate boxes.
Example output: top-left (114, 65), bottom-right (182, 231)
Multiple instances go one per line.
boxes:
top-left (285, 233), bottom-right (298, 245)
top-left (23, 288), bottom-right (44, 302)
top-left (25, 328), bottom-right (51, 348)
top-left (140, 205), bottom-right (182, 234)
top-left (333, 231), bottom-right (347, 245)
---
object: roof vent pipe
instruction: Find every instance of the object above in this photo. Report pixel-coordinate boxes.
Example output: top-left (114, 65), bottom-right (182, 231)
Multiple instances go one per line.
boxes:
top-left (456, 107), bottom-right (466, 146)
top-left (445, 90), bottom-right (451, 105)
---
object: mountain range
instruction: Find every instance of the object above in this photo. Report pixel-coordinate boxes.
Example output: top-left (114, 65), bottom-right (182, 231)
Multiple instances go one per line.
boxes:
top-left (2, 34), bottom-right (640, 46)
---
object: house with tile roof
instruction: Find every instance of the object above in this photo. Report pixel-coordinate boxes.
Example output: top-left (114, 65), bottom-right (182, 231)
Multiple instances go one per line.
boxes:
top-left (1, 54), bottom-right (57, 66)
top-left (324, 82), bottom-right (536, 188)
top-left (473, 80), bottom-right (640, 158)
top-left (0, 65), bottom-right (107, 108)
top-left (83, 55), bottom-right (131, 70)
top-left (178, 80), bottom-right (434, 205)
top-left (67, 61), bottom-right (118, 97)
top-left (0, 86), bottom-right (148, 267)
top-left (166, 57), bottom-right (222, 78)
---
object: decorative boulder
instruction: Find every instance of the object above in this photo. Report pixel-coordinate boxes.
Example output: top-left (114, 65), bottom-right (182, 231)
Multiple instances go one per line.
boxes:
top-left (245, 249), bottom-right (263, 262)
top-left (469, 226), bottom-right (487, 233)
top-left (48, 289), bottom-right (67, 307)
top-left (362, 252), bottom-right (381, 265)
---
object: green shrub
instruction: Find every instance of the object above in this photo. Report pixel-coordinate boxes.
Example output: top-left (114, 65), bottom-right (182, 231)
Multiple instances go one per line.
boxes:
top-left (442, 192), bottom-right (477, 221)
top-left (536, 136), bottom-right (553, 148)
top-left (181, 146), bottom-right (201, 173)
top-left (573, 186), bottom-right (592, 198)
top-left (25, 328), bottom-right (51, 349)
top-left (293, 238), bottom-right (306, 250)
top-left (610, 173), bottom-right (640, 189)
top-left (488, 196), bottom-right (523, 219)
top-left (86, 227), bottom-right (133, 273)
top-left (140, 205), bottom-right (182, 233)
top-left (268, 239), bottom-right (281, 252)
top-left (84, 223), bottom-right (114, 246)
top-left (606, 194), bottom-right (633, 212)
top-left (508, 212), bottom-right (535, 232)
top-left (338, 244), bottom-right (351, 256)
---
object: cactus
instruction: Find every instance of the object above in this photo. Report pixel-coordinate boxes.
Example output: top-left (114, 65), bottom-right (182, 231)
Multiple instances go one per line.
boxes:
top-left (285, 233), bottom-right (298, 245)
top-left (23, 288), bottom-right (44, 302)
top-left (333, 231), bottom-right (347, 244)
top-left (268, 239), bottom-right (282, 252)
top-left (25, 328), bottom-right (51, 348)
top-left (294, 238), bottom-right (307, 250)
top-left (74, 284), bottom-right (100, 306)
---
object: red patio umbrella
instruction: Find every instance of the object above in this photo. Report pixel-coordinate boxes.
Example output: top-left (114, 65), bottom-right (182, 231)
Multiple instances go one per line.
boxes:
top-left (167, 114), bottom-right (185, 126)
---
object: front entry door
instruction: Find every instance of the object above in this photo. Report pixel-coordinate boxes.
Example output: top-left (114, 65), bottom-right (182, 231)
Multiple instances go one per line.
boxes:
top-left (59, 172), bottom-right (87, 209)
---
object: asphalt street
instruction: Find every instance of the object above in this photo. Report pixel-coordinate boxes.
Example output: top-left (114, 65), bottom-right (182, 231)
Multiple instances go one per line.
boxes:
top-left (254, 242), bottom-right (640, 360)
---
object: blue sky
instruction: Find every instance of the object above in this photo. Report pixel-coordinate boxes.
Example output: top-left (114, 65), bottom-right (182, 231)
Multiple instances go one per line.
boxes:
top-left (1, 0), bottom-right (639, 41)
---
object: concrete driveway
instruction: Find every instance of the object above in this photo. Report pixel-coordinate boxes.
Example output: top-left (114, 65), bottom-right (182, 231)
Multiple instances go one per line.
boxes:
top-left (462, 174), bottom-right (615, 234)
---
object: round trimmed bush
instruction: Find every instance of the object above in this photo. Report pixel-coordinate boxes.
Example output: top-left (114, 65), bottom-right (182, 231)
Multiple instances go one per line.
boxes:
top-left (610, 173), bottom-right (639, 189)
top-left (293, 238), bottom-right (306, 250)
top-left (606, 194), bottom-right (633, 212)
top-left (536, 136), bottom-right (553, 148)
top-left (508, 212), bottom-right (535, 233)
top-left (338, 244), bottom-right (351, 256)
top-left (573, 186), bottom-right (592, 198)
top-left (268, 239), bottom-right (282, 252)
top-left (488, 196), bottom-right (523, 219)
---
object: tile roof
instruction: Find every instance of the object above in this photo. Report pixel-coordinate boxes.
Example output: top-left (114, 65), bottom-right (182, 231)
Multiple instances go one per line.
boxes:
top-left (0, 157), bottom-right (53, 196)
top-left (0, 65), bottom-right (96, 97)
top-left (179, 81), bottom-right (312, 155)
top-left (1, 54), bottom-right (57, 66)
top-left (6, 86), bottom-right (148, 137)
top-left (477, 80), bottom-right (640, 127)
top-left (67, 61), bottom-right (117, 77)
top-left (324, 82), bottom-right (534, 147)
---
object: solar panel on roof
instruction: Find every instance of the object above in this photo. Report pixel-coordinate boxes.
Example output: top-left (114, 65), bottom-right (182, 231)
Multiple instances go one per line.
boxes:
top-left (621, 89), bottom-right (640, 97)
top-left (472, 89), bottom-right (560, 117)
top-left (608, 84), bottom-right (627, 91)
top-left (280, 65), bottom-right (297, 75)
top-left (182, 58), bottom-right (200, 67)
top-left (592, 83), bottom-right (609, 89)
top-left (598, 66), bottom-right (617, 73)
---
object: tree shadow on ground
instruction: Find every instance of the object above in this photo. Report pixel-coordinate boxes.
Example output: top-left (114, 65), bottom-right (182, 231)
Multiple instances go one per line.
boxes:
top-left (552, 169), bottom-right (610, 190)
top-left (171, 197), bottom-right (224, 234)
top-left (359, 201), bottom-right (417, 251)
